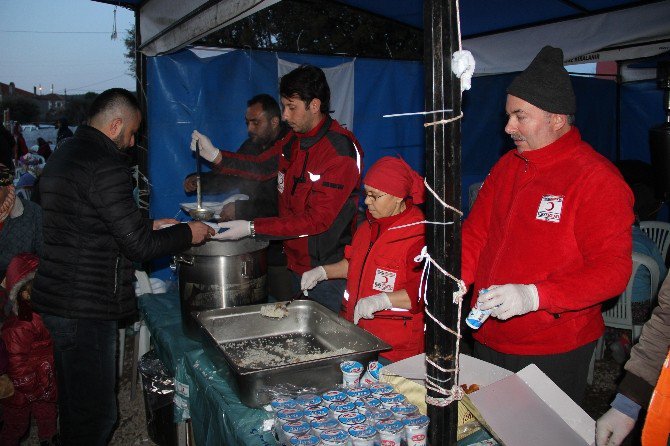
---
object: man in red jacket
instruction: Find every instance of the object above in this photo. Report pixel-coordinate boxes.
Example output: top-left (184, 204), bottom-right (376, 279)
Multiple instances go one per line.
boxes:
top-left (192, 65), bottom-right (363, 313)
top-left (462, 46), bottom-right (634, 404)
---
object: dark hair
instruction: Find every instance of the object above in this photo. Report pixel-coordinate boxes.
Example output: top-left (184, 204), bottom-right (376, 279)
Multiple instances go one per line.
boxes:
top-left (279, 65), bottom-right (330, 113)
top-left (87, 88), bottom-right (140, 122)
top-left (248, 94), bottom-right (281, 120)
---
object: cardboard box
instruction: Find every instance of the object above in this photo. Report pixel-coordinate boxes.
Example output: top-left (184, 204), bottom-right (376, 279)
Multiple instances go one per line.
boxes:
top-left (381, 354), bottom-right (596, 446)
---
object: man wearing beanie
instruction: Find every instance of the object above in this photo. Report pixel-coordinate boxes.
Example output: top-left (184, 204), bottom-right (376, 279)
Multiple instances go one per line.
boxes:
top-left (462, 46), bottom-right (634, 404)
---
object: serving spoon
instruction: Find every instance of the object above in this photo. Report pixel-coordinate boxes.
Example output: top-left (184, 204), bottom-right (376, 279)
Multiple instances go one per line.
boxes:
top-left (189, 140), bottom-right (214, 221)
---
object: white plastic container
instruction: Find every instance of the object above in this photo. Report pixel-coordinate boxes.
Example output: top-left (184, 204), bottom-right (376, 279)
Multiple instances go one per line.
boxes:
top-left (403, 414), bottom-right (430, 446)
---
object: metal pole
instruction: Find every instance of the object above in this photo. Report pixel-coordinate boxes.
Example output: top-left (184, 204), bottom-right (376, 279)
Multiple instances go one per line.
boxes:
top-left (423, 1), bottom-right (462, 445)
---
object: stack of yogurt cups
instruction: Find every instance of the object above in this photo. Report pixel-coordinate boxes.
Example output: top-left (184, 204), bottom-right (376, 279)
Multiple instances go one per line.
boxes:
top-left (269, 360), bottom-right (430, 446)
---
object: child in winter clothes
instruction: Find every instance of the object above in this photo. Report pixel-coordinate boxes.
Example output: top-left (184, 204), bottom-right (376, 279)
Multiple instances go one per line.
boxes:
top-left (1, 253), bottom-right (59, 446)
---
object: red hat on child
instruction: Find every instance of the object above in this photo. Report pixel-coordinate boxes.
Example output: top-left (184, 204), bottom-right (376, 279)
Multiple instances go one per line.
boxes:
top-left (364, 156), bottom-right (426, 204)
top-left (6, 253), bottom-right (39, 314)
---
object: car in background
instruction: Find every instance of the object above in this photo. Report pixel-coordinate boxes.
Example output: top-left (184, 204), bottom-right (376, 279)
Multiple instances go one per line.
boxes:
top-left (21, 124), bottom-right (39, 132)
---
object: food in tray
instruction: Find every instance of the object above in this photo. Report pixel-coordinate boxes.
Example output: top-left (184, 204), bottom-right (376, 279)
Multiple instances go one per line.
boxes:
top-left (223, 333), bottom-right (354, 370)
top-left (259, 303), bottom-right (289, 319)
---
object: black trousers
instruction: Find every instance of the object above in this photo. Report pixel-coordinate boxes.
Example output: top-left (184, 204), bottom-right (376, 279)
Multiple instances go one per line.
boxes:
top-left (474, 340), bottom-right (596, 405)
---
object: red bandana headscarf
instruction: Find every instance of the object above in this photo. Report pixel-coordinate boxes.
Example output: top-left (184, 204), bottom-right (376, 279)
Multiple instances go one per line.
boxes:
top-left (364, 156), bottom-right (425, 204)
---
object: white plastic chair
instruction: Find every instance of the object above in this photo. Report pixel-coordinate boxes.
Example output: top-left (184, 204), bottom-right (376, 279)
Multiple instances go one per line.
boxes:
top-left (589, 252), bottom-right (661, 384)
top-left (118, 271), bottom-right (155, 386)
top-left (639, 220), bottom-right (670, 264)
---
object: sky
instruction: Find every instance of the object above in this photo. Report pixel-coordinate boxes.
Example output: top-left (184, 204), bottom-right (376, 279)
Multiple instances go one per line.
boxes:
top-left (0, 0), bottom-right (135, 96)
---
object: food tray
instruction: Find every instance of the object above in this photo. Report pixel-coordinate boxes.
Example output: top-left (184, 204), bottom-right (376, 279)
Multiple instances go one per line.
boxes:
top-left (195, 300), bottom-right (391, 407)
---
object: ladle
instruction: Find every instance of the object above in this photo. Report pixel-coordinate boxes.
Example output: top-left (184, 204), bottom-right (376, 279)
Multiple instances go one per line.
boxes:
top-left (189, 140), bottom-right (214, 221)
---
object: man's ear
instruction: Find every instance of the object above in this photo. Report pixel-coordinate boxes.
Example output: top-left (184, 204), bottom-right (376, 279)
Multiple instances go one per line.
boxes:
top-left (310, 98), bottom-right (321, 114)
top-left (552, 114), bottom-right (568, 131)
top-left (108, 117), bottom-right (123, 139)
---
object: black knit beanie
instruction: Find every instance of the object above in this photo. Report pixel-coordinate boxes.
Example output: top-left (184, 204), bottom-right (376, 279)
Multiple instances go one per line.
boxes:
top-left (507, 46), bottom-right (576, 114)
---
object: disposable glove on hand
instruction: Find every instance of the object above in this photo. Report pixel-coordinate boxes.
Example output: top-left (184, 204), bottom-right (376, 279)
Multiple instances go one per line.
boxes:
top-left (300, 266), bottom-right (327, 291)
top-left (478, 284), bottom-right (539, 320)
top-left (211, 220), bottom-right (251, 240)
top-left (190, 130), bottom-right (219, 162)
top-left (354, 293), bottom-right (392, 324)
top-left (595, 408), bottom-right (636, 446)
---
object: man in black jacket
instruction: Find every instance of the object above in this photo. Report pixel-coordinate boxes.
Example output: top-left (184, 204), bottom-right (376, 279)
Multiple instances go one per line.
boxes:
top-left (32, 88), bottom-right (213, 446)
top-left (186, 94), bottom-right (292, 300)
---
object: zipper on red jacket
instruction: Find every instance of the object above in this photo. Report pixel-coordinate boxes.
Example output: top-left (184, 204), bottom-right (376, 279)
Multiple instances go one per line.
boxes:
top-left (487, 153), bottom-right (534, 284)
top-left (353, 222), bottom-right (381, 312)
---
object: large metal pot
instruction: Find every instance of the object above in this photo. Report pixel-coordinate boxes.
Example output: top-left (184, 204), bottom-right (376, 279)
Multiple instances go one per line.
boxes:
top-left (175, 238), bottom-right (269, 336)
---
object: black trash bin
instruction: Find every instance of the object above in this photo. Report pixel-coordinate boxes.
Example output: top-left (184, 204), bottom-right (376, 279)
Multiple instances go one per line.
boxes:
top-left (138, 350), bottom-right (178, 446)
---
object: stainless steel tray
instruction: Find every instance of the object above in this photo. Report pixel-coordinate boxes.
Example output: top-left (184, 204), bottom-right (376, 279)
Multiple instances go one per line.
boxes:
top-left (194, 300), bottom-right (391, 407)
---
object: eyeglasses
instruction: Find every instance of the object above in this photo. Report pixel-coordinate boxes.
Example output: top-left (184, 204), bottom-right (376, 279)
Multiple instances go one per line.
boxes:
top-left (365, 193), bottom-right (388, 202)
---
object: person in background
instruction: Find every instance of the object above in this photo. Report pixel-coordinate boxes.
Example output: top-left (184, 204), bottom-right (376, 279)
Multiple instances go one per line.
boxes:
top-left (31, 88), bottom-right (214, 446)
top-left (0, 124), bottom-right (14, 174)
top-left (36, 137), bottom-right (52, 161)
top-left (0, 163), bottom-right (42, 281)
top-left (1, 253), bottom-right (59, 446)
top-left (461, 46), bottom-right (634, 404)
top-left (596, 270), bottom-right (670, 446)
top-left (12, 123), bottom-right (29, 161)
top-left (302, 157), bottom-right (426, 362)
top-left (54, 118), bottom-right (73, 148)
top-left (192, 65), bottom-right (363, 313)
top-left (186, 94), bottom-right (292, 300)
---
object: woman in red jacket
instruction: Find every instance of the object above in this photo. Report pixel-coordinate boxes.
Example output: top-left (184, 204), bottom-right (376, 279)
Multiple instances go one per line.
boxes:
top-left (301, 156), bottom-right (426, 362)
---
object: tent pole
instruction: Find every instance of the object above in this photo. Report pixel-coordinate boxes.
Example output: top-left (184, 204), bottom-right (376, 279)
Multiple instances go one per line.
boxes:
top-left (423, 1), bottom-right (462, 446)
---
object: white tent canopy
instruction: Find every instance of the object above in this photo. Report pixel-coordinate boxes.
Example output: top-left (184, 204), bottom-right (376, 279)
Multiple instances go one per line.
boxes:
top-left (137, 0), bottom-right (670, 75)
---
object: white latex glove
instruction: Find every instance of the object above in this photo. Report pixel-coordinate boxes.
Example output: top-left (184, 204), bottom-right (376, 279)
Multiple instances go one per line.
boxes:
top-left (354, 293), bottom-right (392, 324)
top-left (211, 220), bottom-right (251, 240)
top-left (595, 408), bottom-right (636, 446)
top-left (300, 266), bottom-right (327, 291)
top-left (451, 50), bottom-right (476, 92)
top-left (190, 130), bottom-right (219, 162)
top-left (478, 284), bottom-right (539, 320)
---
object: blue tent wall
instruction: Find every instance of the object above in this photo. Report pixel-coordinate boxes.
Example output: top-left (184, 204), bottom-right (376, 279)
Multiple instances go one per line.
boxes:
top-left (146, 48), bottom-right (654, 276)
top-left (146, 49), bottom-right (425, 222)
top-left (620, 80), bottom-right (665, 163)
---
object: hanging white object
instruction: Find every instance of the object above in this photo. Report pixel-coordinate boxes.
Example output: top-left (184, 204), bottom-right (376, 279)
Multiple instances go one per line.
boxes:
top-left (111, 6), bottom-right (118, 40)
top-left (451, 50), bottom-right (475, 92)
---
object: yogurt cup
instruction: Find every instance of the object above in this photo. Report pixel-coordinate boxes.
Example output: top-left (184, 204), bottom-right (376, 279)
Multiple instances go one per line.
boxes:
top-left (390, 403), bottom-right (419, 419)
top-left (337, 411), bottom-right (366, 429)
top-left (380, 393), bottom-right (407, 408)
top-left (311, 418), bottom-right (340, 433)
top-left (346, 387), bottom-right (371, 400)
top-left (375, 419), bottom-right (405, 446)
top-left (320, 428), bottom-right (350, 445)
top-left (289, 433), bottom-right (321, 446)
top-left (296, 393), bottom-right (323, 408)
top-left (281, 420), bottom-right (312, 444)
top-left (322, 390), bottom-right (348, 404)
top-left (361, 361), bottom-right (382, 385)
top-left (361, 397), bottom-right (382, 410)
top-left (340, 360), bottom-right (364, 387)
top-left (369, 409), bottom-right (394, 423)
top-left (271, 396), bottom-right (299, 412)
top-left (276, 408), bottom-right (305, 427)
top-left (466, 289), bottom-right (491, 329)
top-left (348, 423), bottom-right (377, 446)
top-left (368, 382), bottom-right (394, 396)
top-left (303, 405), bottom-right (330, 421)
top-left (403, 414), bottom-right (429, 446)
top-left (330, 401), bottom-right (356, 414)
